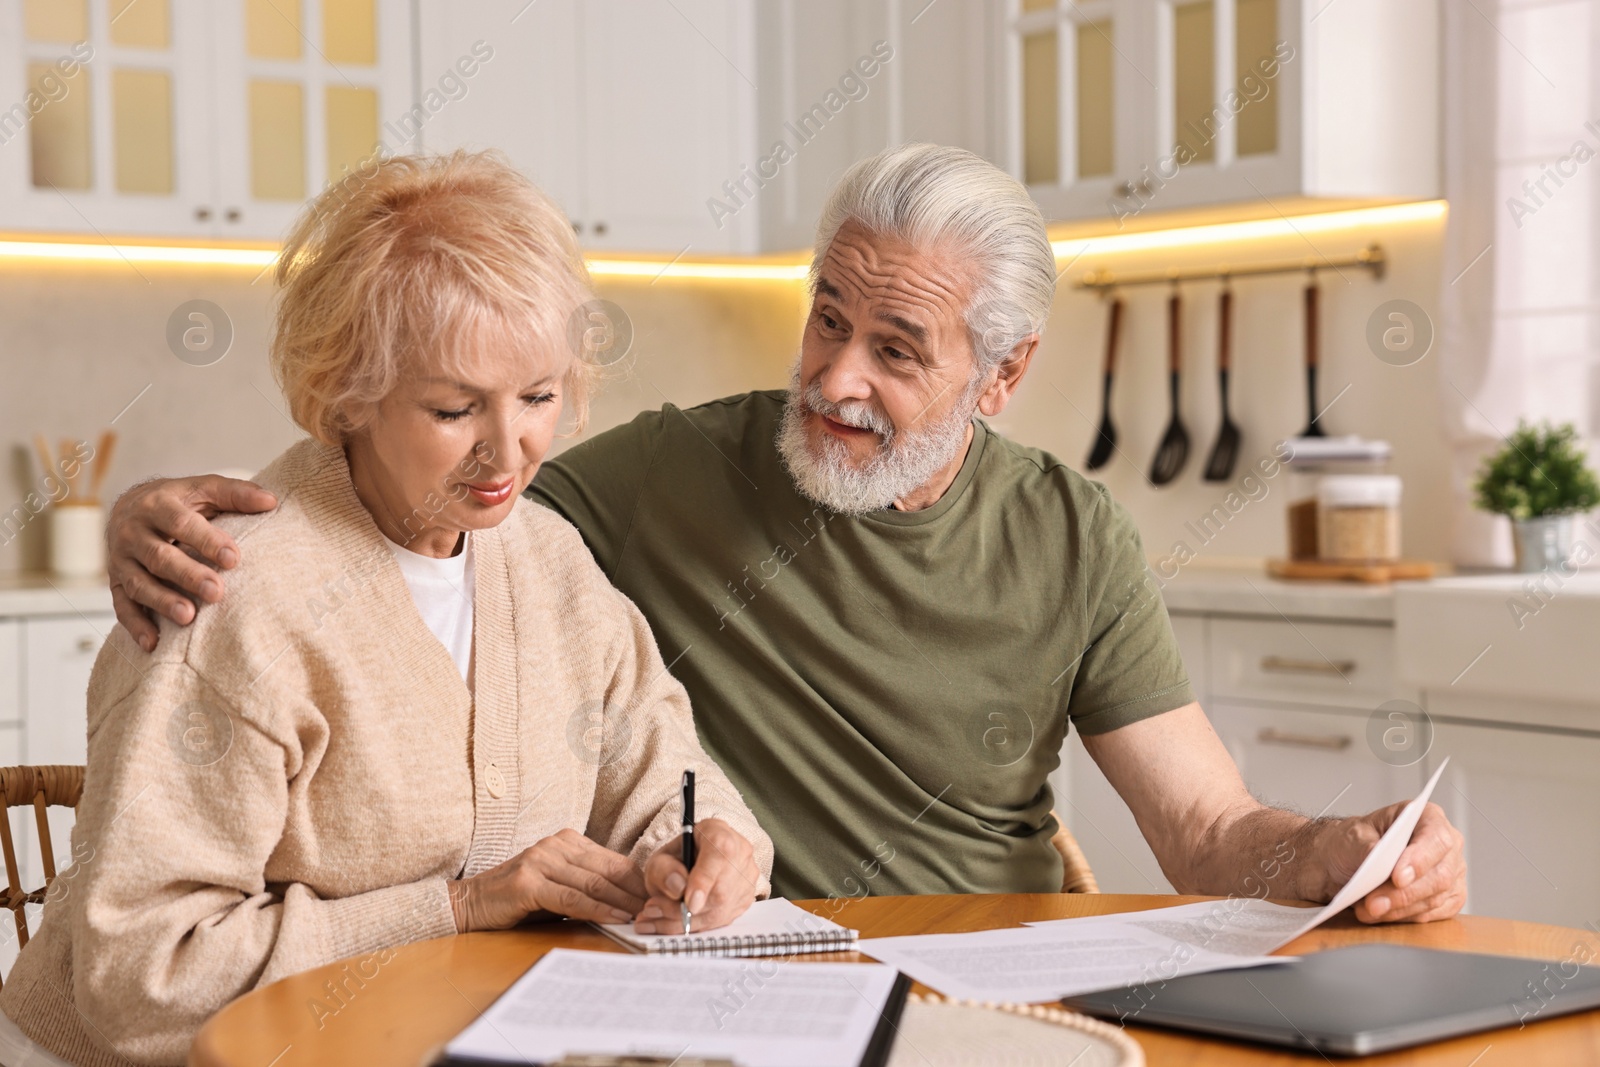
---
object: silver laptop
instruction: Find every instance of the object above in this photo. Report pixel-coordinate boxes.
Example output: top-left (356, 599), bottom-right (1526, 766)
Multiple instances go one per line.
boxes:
top-left (1062, 943), bottom-right (1600, 1056)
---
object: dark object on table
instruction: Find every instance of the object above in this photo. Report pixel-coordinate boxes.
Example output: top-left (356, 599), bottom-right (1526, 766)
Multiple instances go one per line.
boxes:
top-left (1063, 943), bottom-right (1600, 1056)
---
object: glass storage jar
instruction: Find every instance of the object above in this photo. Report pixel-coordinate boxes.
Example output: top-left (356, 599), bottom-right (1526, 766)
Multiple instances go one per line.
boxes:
top-left (1316, 475), bottom-right (1402, 563)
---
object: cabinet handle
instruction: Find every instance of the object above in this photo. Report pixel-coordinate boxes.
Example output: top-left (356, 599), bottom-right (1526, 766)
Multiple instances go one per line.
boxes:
top-left (1257, 728), bottom-right (1351, 751)
top-left (194, 206), bottom-right (212, 221)
top-left (76, 637), bottom-right (97, 654)
top-left (225, 208), bottom-right (241, 223)
top-left (571, 221), bottom-right (583, 234)
top-left (592, 221), bottom-right (608, 236)
top-left (1259, 655), bottom-right (1355, 676)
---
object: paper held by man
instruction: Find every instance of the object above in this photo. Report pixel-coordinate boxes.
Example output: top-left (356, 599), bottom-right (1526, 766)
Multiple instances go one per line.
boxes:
top-left (858, 760), bottom-right (1449, 1003)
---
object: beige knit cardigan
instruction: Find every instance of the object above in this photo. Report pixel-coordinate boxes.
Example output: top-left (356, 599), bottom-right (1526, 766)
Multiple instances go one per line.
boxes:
top-left (0, 439), bottom-right (773, 1067)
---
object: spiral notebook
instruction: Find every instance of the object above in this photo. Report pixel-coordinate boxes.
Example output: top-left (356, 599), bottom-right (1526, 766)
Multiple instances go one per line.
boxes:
top-left (594, 897), bottom-right (859, 957)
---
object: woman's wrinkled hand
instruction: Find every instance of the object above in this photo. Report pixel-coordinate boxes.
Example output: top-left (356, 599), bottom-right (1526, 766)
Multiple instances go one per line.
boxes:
top-left (448, 829), bottom-right (648, 932)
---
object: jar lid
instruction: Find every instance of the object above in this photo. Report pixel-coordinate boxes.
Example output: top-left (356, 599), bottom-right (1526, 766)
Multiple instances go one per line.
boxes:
top-left (1318, 474), bottom-right (1402, 507)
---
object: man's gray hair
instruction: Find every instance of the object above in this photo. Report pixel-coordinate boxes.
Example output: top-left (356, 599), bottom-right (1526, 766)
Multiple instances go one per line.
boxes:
top-left (811, 143), bottom-right (1057, 370)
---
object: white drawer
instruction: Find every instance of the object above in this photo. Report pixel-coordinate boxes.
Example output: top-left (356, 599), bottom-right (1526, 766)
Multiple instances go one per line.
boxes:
top-left (1208, 618), bottom-right (1398, 710)
top-left (1208, 702), bottom-right (1424, 819)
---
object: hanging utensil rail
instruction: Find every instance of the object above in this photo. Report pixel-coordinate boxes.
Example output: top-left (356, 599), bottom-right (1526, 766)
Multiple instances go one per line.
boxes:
top-left (1073, 244), bottom-right (1385, 290)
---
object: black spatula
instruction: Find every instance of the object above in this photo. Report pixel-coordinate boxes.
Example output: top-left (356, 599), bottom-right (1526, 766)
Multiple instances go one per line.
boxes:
top-left (1084, 296), bottom-right (1123, 471)
top-left (1203, 286), bottom-right (1241, 481)
top-left (1300, 277), bottom-right (1327, 437)
top-left (1149, 289), bottom-right (1190, 485)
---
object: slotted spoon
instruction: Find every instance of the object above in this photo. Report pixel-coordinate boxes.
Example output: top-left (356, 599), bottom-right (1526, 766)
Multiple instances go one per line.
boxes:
top-left (1149, 289), bottom-right (1190, 486)
top-left (1084, 296), bottom-right (1123, 471)
top-left (1203, 286), bottom-right (1241, 481)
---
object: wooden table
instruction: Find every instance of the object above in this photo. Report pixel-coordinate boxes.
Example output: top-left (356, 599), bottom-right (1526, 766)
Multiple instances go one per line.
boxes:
top-left (190, 893), bottom-right (1600, 1066)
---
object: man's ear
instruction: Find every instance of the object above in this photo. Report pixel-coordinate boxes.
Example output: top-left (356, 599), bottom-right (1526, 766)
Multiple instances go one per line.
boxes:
top-left (976, 334), bottom-right (1040, 417)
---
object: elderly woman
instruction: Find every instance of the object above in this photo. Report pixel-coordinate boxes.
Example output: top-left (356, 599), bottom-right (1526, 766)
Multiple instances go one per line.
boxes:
top-left (0, 152), bottom-right (772, 1066)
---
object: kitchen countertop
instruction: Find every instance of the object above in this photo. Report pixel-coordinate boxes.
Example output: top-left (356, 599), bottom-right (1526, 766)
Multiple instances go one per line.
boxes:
top-left (1395, 571), bottom-right (1600, 706)
top-left (0, 572), bottom-right (114, 617)
top-left (1157, 564), bottom-right (1412, 623)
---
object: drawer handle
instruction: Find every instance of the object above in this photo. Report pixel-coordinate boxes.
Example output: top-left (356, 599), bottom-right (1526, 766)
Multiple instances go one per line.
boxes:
top-left (1259, 655), bottom-right (1355, 676)
top-left (76, 637), bottom-right (97, 654)
top-left (1257, 727), bottom-right (1352, 751)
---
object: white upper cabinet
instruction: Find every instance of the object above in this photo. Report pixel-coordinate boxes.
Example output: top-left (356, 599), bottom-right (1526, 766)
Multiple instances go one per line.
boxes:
top-left (0, 0), bottom-right (211, 235)
top-left (413, 0), bottom-right (584, 222)
top-left (753, 0), bottom-right (998, 253)
top-left (418, 0), bottom-right (759, 255)
top-left (1005, 0), bottom-right (1440, 224)
top-left (0, 0), bottom-right (413, 240)
top-left (422, 0), bottom-right (996, 254)
top-left (581, 0), bottom-right (756, 253)
top-left (212, 0), bottom-right (415, 240)
top-left (0, 0), bottom-right (1437, 246)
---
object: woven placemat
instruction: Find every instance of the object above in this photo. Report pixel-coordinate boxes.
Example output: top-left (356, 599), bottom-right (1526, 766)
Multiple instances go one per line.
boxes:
top-left (886, 993), bottom-right (1143, 1066)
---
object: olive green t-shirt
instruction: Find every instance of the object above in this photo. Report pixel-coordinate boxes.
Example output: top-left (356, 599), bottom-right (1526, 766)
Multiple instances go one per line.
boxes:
top-left (529, 390), bottom-right (1192, 898)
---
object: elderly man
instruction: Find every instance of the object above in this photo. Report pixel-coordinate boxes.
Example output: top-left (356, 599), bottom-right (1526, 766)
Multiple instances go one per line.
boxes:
top-left (106, 144), bottom-right (1465, 922)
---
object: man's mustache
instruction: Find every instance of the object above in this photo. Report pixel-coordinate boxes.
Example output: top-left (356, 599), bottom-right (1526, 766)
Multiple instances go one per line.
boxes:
top-left (800, 381), bottom-right (895, 440)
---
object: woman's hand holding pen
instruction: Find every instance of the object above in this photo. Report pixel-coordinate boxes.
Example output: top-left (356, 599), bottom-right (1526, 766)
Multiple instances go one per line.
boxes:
top-left (635, 818), bottom-right (761, 934)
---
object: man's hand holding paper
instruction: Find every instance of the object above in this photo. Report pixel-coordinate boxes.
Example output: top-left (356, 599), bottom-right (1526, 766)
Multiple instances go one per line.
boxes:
top-left (1318, 800), bottom-right (1467, 925)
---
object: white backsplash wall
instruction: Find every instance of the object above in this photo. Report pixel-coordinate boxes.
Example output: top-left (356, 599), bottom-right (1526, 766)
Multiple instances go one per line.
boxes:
top-left (0, 262), bottom-right (806, 574)
top-left (1, 211), bottom-right (1451, 576)
top-left (993, 209), bottom-right (1453, 571)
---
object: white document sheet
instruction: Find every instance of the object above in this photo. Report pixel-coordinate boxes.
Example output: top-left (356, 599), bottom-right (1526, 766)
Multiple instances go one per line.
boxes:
top-left (444, 949), bottom-right (902, 1067)
top-left (854, 923), bottom-right (1284, 1003)
top-left (860, 760), bottom-right (1447, 1002)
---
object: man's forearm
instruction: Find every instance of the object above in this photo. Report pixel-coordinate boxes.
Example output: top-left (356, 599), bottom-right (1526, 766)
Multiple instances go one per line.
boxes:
top-left (1083, 704), bottom-right (1340, 903)
top-left (1181, 801), bottom-right (1340, 903)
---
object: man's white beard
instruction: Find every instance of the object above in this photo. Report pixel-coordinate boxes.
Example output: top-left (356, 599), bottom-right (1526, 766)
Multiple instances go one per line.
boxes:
top-left (776, 365), bottom-right (978, 515)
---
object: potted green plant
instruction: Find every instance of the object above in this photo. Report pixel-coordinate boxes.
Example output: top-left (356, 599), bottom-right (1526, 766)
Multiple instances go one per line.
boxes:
top-left (1473, 421), bottom-right (1600, 572)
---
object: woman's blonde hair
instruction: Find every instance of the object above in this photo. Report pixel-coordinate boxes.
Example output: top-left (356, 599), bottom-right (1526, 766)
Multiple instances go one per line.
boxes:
top-left (271, 150), bottom-right (595, 444)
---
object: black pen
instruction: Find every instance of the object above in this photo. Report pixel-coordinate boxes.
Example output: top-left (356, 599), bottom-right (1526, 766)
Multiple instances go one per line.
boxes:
top-left (680, 770), bottom-right (696, 934)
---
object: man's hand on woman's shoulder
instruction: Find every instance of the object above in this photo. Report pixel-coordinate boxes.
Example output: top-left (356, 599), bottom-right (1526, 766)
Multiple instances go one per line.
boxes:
top-left (108, 474), bottom-right (278, 651)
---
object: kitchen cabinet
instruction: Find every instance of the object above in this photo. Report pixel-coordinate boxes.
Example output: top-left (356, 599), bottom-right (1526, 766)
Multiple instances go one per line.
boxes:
top-left (1207, 616), bottom-right (1398, 712)
top-left (1004, 0), bottom-right (1439, 223)
top-left (0, 604), bottom-right (106, 972)
top-left (751, 0), bottom-right (998, 253)
top-left (0, 0), bottom-right (413, 239)
top-left (1425, 713), bottom-right (1600, 932)
top-left (1207, 701), bottom-right (1422, 819)
top-left (1396, 577), bottom-right (1600, 927)
top-left (422, 0), bottom-right (996, 254)
top-left (23, 615), bottom-right (103, 766)
top-left (419, 0), bottom-right (759, 255)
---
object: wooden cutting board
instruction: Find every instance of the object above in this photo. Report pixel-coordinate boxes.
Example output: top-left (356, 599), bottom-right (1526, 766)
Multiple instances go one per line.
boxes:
top-left (1267, 558), bottom-right (1437, 583)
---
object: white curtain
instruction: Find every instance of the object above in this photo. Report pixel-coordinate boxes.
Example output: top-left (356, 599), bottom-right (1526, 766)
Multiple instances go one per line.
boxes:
top-left (1440, 0), bottom-right (1600, 566)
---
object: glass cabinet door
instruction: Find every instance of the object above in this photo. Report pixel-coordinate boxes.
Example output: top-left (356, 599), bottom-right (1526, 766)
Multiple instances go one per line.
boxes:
top-left (1161, 0), bottom-right (1280, 171)
top-left (1148, 0), bottom-right (1294, 207)
top-left (1011, 0), bottom-right (1122, 207)
top-left (212, 0), bottom-right (412, 240)
top-left (0, 0), bottom-right (213, 236)
top-left (1007, 0), bottom-right (1169, 222)
top-left (1005, 0), bottom-right (1300, 222)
